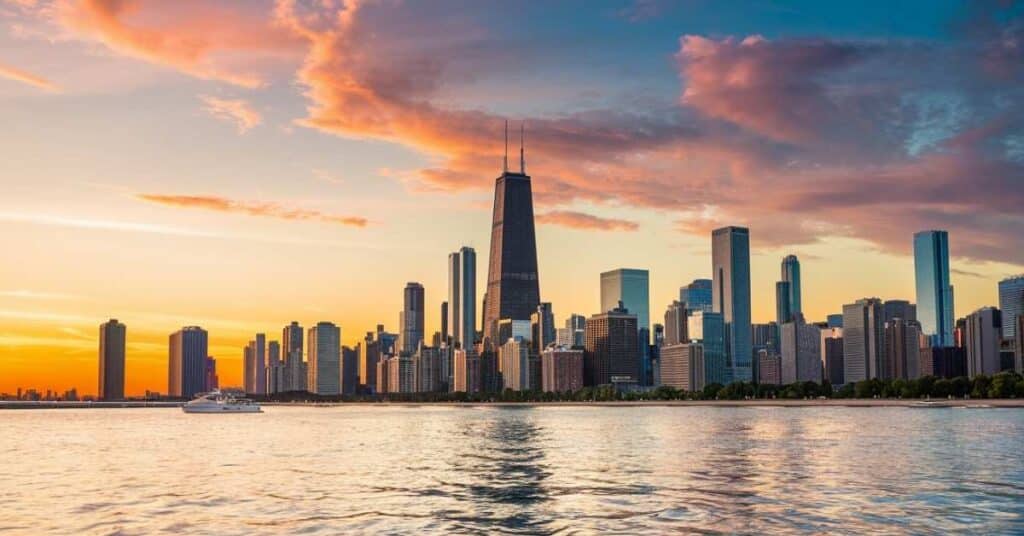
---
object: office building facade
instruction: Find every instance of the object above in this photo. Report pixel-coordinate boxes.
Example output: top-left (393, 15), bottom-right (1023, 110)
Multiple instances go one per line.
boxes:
top-left (169, 326), bottom-right (208, 399)
top-left (399, 282), bottom-right (425, 354)
top-left (712, 226), bottom-right (752, 382)
top-left (448, 246), bottom-right (477, 349)
top-left (541, 347), bottom-right (584, 392)
top-left (98, 319), bottom-right (126, 401)
top-left (914, 230), bottom-right (955, 346)
top-left (843, 298), bottom-right (885, 383)
top-left (308, 322), bottom-right (341, 395)
top-left (584, 305), bottom-right (639, 386)
top-left (482, 158), bottom-right (541, 345)
top-left (965, 307), bottom-right (1002, 377)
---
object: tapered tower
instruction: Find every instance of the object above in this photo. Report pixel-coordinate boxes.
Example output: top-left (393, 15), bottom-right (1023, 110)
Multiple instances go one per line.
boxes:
top-left (483, 122), bottom-right (540, 346)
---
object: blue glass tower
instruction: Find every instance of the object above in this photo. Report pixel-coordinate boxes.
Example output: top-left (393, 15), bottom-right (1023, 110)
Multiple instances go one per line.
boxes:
top-left (679, 279), bottom-right (713, 313)
top-left (781, 254), bottom-right (801, 316)
top-left (913, 231), bottom-right (954, 346)
top-left (712, 226), bottom-right (752, 383)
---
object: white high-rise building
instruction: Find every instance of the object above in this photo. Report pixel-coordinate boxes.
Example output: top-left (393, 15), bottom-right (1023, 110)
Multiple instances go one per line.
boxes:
top-left (308, 322), bottom-right (341, 395)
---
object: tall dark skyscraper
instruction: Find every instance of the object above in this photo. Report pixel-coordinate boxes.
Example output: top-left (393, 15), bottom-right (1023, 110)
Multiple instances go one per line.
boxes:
top-left (400, 282), bottom-right (425, 354)
top-left (483, 124), bottom-right (540, 345)
top-left (98, 319), bottom-right (126, 401)
top-left (169, 326), bottom-right (208, 399)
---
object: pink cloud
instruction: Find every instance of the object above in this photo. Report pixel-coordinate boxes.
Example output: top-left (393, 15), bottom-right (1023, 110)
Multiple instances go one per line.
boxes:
top-left (0, 62), bottom-right (59, 91)
top-left (13, 1), bottom-right (1020, 265)
top-left (199, 95), bottom-right (261, 133)
top-left (536, 211), bottom-right (639, 232)
top-left (54, 0), bottom-right (302, 87)
top-left (137, 194), bottom-right (368, 228)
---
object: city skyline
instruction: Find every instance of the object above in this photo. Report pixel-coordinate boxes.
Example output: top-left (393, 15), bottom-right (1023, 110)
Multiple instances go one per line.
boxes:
top-left (2, 1), bottom-right (1023, 396)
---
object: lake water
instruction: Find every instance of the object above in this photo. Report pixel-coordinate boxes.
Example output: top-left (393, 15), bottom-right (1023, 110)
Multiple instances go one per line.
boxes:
top-left (1, 405), bottom-right (1023, 534)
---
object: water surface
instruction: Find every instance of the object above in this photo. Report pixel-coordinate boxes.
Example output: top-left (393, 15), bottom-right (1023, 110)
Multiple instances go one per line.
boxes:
top-left (1, 405), bottom-right (1022, 534)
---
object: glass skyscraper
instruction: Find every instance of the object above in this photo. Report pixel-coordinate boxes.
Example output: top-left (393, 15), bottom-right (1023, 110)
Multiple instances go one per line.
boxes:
top-left (600, 268), bottom-right (650, 335)
top-left (712, 226), bottom-right (752, 383)
top-left (679, 279), bottom-right (712, 313)
top-left (913, 230), bottom-right (954, 346)
top-left (781, 254), bottom-right (801, 316)
top-left (998, 275), bottom-right (1024, 340)
top-left (447, 247), bottom-right (477, 349)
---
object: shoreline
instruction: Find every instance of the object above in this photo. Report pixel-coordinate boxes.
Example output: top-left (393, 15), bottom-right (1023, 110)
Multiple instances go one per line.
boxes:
top-left (3, 398), bottom-right (1024, 409)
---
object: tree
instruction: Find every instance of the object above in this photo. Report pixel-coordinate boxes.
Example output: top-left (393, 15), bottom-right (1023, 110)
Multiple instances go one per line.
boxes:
top-left (702, 382), bottom-right (724, 400)
top-left (932, 379), bottom-right (953, 398)
top-left (988, 372), bottom-right (1021, 399)
top-left (951, 376), bottom-right (970, 398)
top-left (971, 375), bottom-right (991, 399)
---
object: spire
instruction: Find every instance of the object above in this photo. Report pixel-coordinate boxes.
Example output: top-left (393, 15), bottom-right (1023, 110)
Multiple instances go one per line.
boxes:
top-left (503, 120), bottom-right (508, 173)
top-left (520, 121), bottom-right (525, 174)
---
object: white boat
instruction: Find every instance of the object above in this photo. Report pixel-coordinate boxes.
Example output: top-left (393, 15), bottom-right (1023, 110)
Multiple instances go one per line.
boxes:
top-left (182, 391), bottom-right (262, 413)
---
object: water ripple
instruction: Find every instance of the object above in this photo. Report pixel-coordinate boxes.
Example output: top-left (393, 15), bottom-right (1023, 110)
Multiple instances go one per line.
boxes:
top-left (1, 406), bottom-right (1023, 534)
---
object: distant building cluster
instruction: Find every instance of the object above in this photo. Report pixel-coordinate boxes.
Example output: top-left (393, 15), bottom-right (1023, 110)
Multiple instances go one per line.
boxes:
top-left (77, 146), bottom-right (1024, 401)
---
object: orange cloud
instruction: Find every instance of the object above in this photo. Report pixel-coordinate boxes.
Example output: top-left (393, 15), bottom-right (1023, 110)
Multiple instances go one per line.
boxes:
top-left (137, 194), bottom-right (368, 228)
top-left (0, 62), bottom-right (59, 91)
top-left (536, 211), bottom-right (639, 232)
top-left (199, 95), bottom-right (261, 133)
top-left (55, 0), bottom-right (301, 88)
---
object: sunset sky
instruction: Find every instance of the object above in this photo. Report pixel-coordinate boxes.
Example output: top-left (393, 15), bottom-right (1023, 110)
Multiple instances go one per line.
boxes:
top-left (1, 0), bottom-right (1022, 396)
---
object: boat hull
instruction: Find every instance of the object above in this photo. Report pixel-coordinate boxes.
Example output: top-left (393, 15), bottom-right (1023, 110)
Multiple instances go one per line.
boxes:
top-left (182, 405), bottom-right (262, 414)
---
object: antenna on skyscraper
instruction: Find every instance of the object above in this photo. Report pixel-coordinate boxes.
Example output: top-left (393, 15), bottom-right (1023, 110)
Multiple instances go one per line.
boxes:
top-left (503, 120), bottom-right (509, 173)
top-left (520, 121), bottom-right (525, 174)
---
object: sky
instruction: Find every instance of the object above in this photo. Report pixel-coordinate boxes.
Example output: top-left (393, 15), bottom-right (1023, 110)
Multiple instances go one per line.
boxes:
top-left (1, 0), bottom-right (1022, 396)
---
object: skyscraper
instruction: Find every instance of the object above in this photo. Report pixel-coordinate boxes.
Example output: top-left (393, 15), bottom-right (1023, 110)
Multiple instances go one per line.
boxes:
top-left (780, 314), bottom-right (822, 384)
top-left (530, 302), bottom-right (555, 353)
top-left (482, 128), bottom-right (540, 345)
top-left (584, 304), bottom-right (639, 386)
top-left (498, 337), bottom-right (531, 391)
top-left (243, 343), bottom-right (255, 393)
top-left (440, 301), bottom-right (449, 343)
top-left (308, 322), bottom-right (341, 395)
top-left (821, 326), bottom-right (844, 386)
top-left (688, 310), bottom-right (727, 385)
top-left (884, 318), bottom-right (921, 380)
top-left (341, 345), bottom-right (359, 395)
top-left (267, 340), bottom-right (283, 393)
top-left (914, 230), bottom-right (954, 346)
top-left (98, 319), bottom-right (126, 401)
top-left (965, 307), bottom-right (1002, 377)
top-left (663, 300), bottom-right (688, 346)
top-left (169, 326), bottom-right (207, 399)
top-left (659, 342), bottom-right (704, 392)
top-left (541, 347), bottom-right (584, 392)
top-left (998, 275), bottom-right (1024, 340)
top-left (775, 281), bottom-right (792, 325)
top-left (843, 298), bottom-right (885, 383)
top-left (712, 226), bottom-right (752, 382)
top-left (781, 254), bottom-right (802, 316)
top-left (883, 300), bottom-right (917, 323)
top-left (448, 246), bottom-right (477, 349)
top-left (252, 333), bottom-right (266, 395)
top-left (400, 282), bottom-right (425, 354)
top-left (679, 279), bottom-right (712, 313)
top-left (204, 356), bottom-right (218, 392)
top-left (600, 269), bottom-right (650, 337)
top-left (283, 321), bottom-right (304, 363)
